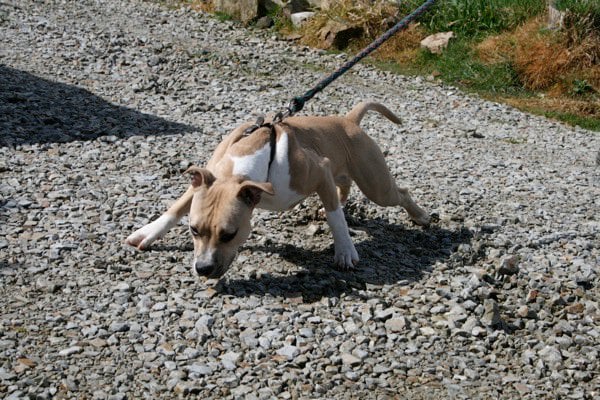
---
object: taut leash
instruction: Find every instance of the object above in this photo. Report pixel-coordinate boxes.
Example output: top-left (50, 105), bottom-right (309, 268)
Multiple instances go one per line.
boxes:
top-left (278, 0), bottom-right (437, 121)
top-left (243, 0), bottom-right (437, 172)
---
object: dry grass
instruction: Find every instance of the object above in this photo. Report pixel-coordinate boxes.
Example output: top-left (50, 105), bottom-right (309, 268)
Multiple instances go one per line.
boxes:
top-left (513, 20), bottom-right (573, 90)
top-left (505, 97), bottom-right (599, 118)
top-left (475, 33), bottom-right (515, 65)
top-left (362, 23), bottom-right (426, 64)
top-left (185, 0), bottom-right (214, 13)
top-left (477, 17), bottom-right (599, 125)
top-left (299, 0), bottom-right (400, 49)
top-left (477, 18), bottom-right (600, 93)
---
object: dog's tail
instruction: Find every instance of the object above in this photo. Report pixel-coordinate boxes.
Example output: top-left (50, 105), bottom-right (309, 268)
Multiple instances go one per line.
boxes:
top-left (345, 102), bottom-right (402, 126)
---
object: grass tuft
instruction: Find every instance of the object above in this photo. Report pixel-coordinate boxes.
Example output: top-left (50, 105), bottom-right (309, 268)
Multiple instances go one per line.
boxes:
top-left (299, 0), bottom-right (400, 48)
top-left (556, 0), bottom-right (600, 43)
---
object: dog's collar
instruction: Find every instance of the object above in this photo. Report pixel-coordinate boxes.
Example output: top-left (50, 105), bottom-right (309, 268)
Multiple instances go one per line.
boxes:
top-left (243, 116), bottom-right (277, 176)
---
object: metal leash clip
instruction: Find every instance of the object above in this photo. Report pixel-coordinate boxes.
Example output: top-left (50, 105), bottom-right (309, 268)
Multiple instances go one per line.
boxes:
top-left (243, 115), bottom-right (265, 135)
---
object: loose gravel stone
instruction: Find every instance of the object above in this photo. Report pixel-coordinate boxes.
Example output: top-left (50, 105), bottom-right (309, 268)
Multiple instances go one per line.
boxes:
top-left (276, 345), bottom-right (300, 361)
top-left (58, 346), bottom-right (83, 356)
top-left (0, 0), bottom-right (598, 399)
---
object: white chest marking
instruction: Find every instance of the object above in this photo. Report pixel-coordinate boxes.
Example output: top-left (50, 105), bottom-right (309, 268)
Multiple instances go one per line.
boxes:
top-left (259, 132), bottom-right (305, 211)
top-left (230, 143), bottom-right (270, 183)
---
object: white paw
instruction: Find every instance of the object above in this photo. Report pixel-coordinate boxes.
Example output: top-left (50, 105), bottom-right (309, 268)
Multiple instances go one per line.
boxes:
top-left (411, 211), bottom-right (431, 227)
top-left (326, 207), bottom-right (359, 269)
top-left (125, 215), bottom-right (175, 250)
top-left (125, 228), bottom-right (155, 250)
top-left (333, 242), bottom-right (359, 269)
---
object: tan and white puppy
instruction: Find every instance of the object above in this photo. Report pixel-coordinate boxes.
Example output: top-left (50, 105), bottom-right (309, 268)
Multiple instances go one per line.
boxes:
top-left (126, 102), bottom-right (431, 278)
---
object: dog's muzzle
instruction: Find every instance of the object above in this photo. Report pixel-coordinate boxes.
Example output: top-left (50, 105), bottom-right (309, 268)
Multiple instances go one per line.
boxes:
top-left (194, 262), bottom-right (214, 277)
top-left (192, 249), bottom-right (231, 279)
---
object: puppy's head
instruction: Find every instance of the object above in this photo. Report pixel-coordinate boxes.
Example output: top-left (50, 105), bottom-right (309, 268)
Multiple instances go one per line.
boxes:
top-left (185, 166), bottom-right (273, 279)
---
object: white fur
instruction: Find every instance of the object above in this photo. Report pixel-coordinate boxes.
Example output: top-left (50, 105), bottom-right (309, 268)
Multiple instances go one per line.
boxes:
top-left (326, 207), bottom-right (359, 268)
top-left (258, 131), bottom-right (304, 211)
top-left (126, 213), bottom-right (177, 249)
top-left (230, 143), bottom-right (270, 182)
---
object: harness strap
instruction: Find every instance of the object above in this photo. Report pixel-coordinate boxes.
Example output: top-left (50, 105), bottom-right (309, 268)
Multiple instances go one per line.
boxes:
top-left (267, 123), bottom-right (277, 171)
top-left (243, 118), bottom-right (278, 179)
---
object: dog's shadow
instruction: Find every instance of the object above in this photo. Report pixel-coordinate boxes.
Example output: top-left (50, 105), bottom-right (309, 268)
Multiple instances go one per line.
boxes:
top-left (218, 217), bottom-right (473, 302)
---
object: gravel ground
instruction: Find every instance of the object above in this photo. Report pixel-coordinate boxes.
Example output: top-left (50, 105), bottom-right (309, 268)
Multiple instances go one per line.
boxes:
top-left (1, 1), bottom-right (599, 399)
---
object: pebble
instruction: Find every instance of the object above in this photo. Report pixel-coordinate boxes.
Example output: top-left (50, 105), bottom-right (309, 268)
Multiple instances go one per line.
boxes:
top-left (497, 255), bottom-right (520, 275)
top-left (538, 346), bottom-right (563, 368)
top-left (109, 321), bottom-right (130, 333)
top-left (385, 317), bottom-right (407, 332)
top-left (220, 351), bottom-right (241, 370)
top-left (341, 353), bottom-right (362, 366)
top-left (187, 364), bottom-right (213, 377)
top-left (59, 346), bottom-right (83, 356)
top-left (419, 326), bottom-right (436, 336)
top-left (276, 345), bottom-right (300, 360)
top-left (481, 299), bottom-right (503, 328)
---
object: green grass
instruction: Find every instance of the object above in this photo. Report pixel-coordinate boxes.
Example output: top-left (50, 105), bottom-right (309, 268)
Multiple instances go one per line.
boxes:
top-left (555, 0), bottom-right (600, 15)
top-left (555, 0), bottom-right (600, 43)
top-left (398, 0), bottom-right (547, 37)
top-left (266, 5), bottom-right (294, 31)
top-left (214, 11), bottom-right (233, 22)
top-left (415, 39), bottom-right (523, 94)
top-left (372, 38), bottom-right (523, 96)
top-left (383, 1), bottom-right (598, 131)
top-left (543, 110), bottom-right (600, 131)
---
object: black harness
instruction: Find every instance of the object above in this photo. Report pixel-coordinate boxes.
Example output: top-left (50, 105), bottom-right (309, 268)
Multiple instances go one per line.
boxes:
top-left (243, 115), bottom-right (278, 173)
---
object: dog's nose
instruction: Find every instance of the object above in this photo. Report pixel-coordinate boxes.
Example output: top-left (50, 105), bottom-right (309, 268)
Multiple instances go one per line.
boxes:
top-left (194, 263), bottom-right (214, 276)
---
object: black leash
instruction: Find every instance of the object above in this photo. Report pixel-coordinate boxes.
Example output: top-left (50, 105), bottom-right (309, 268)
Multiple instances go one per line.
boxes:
top-left (243, 0), bottom-right (437, 169)
top-left (281, 0), bottom-right (437, 120)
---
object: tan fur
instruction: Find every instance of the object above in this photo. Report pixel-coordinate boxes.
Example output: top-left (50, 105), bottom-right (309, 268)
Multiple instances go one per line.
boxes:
top-left (187, 179), bottom-right (256, 278)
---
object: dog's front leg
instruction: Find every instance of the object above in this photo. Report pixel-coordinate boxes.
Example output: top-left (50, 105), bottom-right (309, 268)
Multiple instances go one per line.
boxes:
top-left (126, 185), bottom-right (195, 250)
top-left (315, 158), bottom-right (359, 269)
top-left (326, 207), bottom-right (359, 268)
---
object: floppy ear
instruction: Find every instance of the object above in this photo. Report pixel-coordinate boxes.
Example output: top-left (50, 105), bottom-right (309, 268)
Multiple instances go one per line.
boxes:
top-left (184, 166), bottom-right (216, 188)
top-left (238, 181), bottom-right (274, 207)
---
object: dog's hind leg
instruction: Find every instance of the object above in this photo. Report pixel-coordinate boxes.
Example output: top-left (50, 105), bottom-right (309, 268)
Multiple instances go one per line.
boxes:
top-left (348, 131), bottom-right (431, 226)
top-left (125, 185), bottom-right (195, 249)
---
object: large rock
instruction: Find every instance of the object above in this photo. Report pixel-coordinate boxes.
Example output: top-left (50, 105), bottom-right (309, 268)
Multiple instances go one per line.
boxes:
top-left (290, 11), bottom-right (315, 28)
top-left (286, 0), bottom-right (313, 13)
top-left (214, 0), bottom-right (279, 23)
top-left (420, 31), bottom-right (454, 54)
top-left (547, 1), bottom-right (564, 30)
top-left (307, 0), bottom-right (331, 9)
top-left (319, 20), bottom-right (363, 49)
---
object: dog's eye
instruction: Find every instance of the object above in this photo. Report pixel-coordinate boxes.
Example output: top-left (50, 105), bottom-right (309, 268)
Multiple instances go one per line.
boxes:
top-left (190, 226), bottom-right (200, 237)
top-left (219, 229), bottom-right (238, 243)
